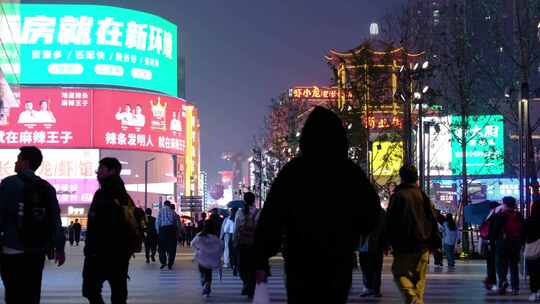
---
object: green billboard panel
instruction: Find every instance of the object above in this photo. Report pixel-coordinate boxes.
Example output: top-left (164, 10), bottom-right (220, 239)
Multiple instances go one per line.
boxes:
top-left (20, 4), bottom-right (178, 96)
top-left (0, 1), bottom-right (20, 86)
top-left (450, 115), bottom-right (504, 175)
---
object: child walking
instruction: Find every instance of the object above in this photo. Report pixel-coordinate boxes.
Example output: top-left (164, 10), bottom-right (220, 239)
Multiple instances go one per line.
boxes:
top-left (191, 220), bottom-right (224, 297)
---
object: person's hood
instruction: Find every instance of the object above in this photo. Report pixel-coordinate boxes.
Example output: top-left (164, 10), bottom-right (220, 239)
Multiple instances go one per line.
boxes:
top-left (299, 106), bottom-right (348, 159)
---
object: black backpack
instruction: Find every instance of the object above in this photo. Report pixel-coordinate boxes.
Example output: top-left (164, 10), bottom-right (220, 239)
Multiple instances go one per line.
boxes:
top-left (17, 174), bottom-right (54, 252)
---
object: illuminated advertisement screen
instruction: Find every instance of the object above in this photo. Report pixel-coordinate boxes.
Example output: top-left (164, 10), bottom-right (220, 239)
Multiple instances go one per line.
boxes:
top-left (0, 149), bottom-right (99, 205)
top-left (425, 116), bottom-right (452, 176)
top-left (450, 115), bottom-right (504, 175)
top-left (0, 87), bottom-right (189, 155)
top-left (372, 141), bottom-right (403, 177)
top-left (0, 2), bottom-right (20, 85)
top-left (19, 4), bottom-right (178, 96)
top-left (432, 178), bottom-right (519, 202)
top-left (93, 89), bottom-right (186, 154)
top-left (0, 87), bottom-right (92, 147)
top-left (425, 115), bottom-right (504, 176)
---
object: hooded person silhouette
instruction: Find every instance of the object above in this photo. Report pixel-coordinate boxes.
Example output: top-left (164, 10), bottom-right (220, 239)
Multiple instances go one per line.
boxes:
top-left (254, 106), bottom-right (382, 303)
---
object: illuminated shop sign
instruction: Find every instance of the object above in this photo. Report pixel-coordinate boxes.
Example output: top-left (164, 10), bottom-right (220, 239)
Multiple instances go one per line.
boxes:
top-left (372, 141), bottom-right (403, 177)
top-left (289, 86), bottom-right (352, 100)
top-left (17, 4), bottom-right (178, 96)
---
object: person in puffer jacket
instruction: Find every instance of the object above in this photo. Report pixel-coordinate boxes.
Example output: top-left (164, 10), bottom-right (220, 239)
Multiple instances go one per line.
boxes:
top-left (191, 220), bottom-right (224, 298)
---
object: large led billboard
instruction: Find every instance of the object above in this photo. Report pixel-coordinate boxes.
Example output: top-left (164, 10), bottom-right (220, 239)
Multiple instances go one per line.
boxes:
top-left (0, 87), bottom-right (92, 147)
top-left (426, 115), bottom-right (504, 176)
top-left (0, 1), bottom-right (20, 85)
top-left (425, 116), bottom-right (452, 176)
top-left (450, 115), bottom-right (504, 175)
top-left (93, 89), bottom-right (186, 154)
top-left (0, 149), bottom-right (99, 205)
top-left (0, 87), bottom-right (189, 155)
top-left (17, 4), bottom-right (178, 96)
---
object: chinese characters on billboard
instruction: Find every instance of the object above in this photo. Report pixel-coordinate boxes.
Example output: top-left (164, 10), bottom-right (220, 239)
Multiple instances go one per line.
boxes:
top-left (15, 4), bottom-right (178, 96)
top-left (0, 87), bottom-right (92, 147)
top-left (93, 89), bottom-right (186, 154)
top-left (426, 115), bottom-right (504, 176)
top-left (289, 86), bottom-right (403, 130)
top-left (0, 87), bottom-right (190, 155)
top-left (0, 149), bottom-right (99, 205)
top-left (450, 115), bottom-right (504, 175)
top-left (289, 86), bottom-right (347, 100)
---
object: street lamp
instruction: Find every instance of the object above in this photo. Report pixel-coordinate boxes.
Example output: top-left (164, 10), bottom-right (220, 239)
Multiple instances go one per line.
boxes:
top-left (397, 60), bottom-right (433, 166)
top-left (144, 157), bottom-right (156, 210)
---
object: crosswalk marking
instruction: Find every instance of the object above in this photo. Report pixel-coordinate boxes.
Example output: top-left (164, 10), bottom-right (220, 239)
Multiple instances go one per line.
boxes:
top-left (0, 247), bottom-right (533, 303)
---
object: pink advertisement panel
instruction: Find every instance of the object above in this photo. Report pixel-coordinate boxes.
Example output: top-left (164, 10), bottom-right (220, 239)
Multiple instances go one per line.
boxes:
top-left (92, 90), bottom-right (186, 155)
top-left (0, 87), bottom-right (92, 148)
top-left (0, 149), bottom-right (100, 205)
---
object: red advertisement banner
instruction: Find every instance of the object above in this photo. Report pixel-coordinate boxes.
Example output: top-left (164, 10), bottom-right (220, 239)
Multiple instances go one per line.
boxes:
top-left (0, 87), bottom-right (191, 155)
top-left (93, 90), bottom-right (186, 154)
top-left (0, 87), bottom-right (92, 147)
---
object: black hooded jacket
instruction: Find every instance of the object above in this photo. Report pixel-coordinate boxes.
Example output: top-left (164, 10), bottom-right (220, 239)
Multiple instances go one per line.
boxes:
top-left (253, 107), bottom-right (381, 302)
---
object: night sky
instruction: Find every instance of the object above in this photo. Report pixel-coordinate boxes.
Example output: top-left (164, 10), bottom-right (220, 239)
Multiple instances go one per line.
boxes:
top-left (25, 0), bottom-right (406, 185)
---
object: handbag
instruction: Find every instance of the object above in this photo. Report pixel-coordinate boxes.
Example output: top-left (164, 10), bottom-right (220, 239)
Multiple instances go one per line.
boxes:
top-left (252, 282), bottom-right (270, 304)
top-left (524, 238), bottom-right (540, 260)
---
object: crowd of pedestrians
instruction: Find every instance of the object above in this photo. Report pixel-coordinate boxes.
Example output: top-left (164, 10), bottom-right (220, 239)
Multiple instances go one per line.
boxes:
top-left (0, 107), bottom-right (539, 304)
top-left (479, 195), bottom-right (540, 301)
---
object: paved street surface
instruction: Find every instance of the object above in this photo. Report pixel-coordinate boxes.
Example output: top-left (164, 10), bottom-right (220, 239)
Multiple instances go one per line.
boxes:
top-left (0, 245), bottom-right (534, 303)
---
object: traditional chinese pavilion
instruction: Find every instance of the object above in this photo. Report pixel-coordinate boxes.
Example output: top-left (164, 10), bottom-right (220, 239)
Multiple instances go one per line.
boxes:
top-left (325, 40), bottom-right (425, 185)
top-left (325, 40), bottom-right (425, 132)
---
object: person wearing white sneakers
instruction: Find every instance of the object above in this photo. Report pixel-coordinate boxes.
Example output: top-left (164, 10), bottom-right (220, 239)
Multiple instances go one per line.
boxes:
top-left (525, 200), bottom-right (540, 302)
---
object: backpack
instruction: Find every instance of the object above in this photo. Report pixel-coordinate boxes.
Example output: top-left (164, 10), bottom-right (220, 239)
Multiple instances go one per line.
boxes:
top-left (238, 209), bottom-right (259, 246)
top-left (502, 211), bottom-right (522, 241)
top-left (18, 174), bottom-right (54, 252)
top-left (114, 198), bottom-right (145, 255)
top-left (480, 220), bottom-right (490, 239)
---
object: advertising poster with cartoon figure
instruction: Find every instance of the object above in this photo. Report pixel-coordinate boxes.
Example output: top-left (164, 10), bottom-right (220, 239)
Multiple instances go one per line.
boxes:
top-left (0, 87), bottom-right (92, 148)
top-left (93, 89), bottom-right (187, 154)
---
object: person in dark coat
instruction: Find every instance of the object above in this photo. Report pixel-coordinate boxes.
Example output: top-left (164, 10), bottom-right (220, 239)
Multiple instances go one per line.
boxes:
top-left (197, 212), bottom-right (207, 234)
top-left (144, 208), bottom-right (158, 263)
top-left (82, 157), bottom-right (133, 303)
top-left (68, 221), bottom-right (75, 246)
top-left (490, 196), bottom-right (524, 295)
top-left (253, 106), bottom-right (382, 304)
top-left (73, 218), bottom-right (82, 246)
top-left (481, 202), bottom-right (501, 291)
top-left (432, 210), bottom-right (445, 268)
top-left (525, 200), bottom-right (540, 301)
top-left (386, 165), bottom-right (440, 304)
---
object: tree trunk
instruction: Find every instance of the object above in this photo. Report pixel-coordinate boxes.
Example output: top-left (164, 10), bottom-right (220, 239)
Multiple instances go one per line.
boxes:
top-left (461, 114), bottom-right (470, 253)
